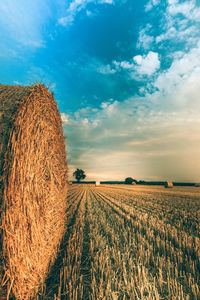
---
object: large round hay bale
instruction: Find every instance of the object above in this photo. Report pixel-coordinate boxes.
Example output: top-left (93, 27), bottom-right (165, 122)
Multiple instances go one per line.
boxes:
top-left (0, 83), bottom-right (67, 298)
top-left (164, 181), bottom-right (173, 188)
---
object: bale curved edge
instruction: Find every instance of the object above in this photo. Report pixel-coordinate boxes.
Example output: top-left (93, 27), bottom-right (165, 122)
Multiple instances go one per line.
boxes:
top-left (0, 83), bottom-right (67, 298)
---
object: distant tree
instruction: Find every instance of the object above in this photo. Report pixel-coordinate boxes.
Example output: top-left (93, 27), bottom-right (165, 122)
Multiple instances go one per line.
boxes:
top-left (73, 168), bottom-right (86, 182)
top-left (125, 177), bottom-right (136, 184)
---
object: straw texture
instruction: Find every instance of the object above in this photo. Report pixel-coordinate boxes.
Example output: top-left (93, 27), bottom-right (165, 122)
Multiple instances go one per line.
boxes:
top-left (0, 83), bottom-right (67, 299)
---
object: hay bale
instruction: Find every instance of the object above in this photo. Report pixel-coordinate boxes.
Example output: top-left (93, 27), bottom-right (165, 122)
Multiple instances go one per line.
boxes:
top-left (132, 182), bottom-right (137, 185)
top-left (0, 83), bottom-right (67, 298)
top-left (95, 181), bottom-right (100, 186)
top-left (164, 181), bottom-right (173, 188)
top-left (68, 181), bottom-right (73, 185)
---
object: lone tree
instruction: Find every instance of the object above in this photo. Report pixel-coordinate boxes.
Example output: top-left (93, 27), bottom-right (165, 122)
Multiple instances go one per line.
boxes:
top-left (125, 177), bottom-right (137, 185)
top-left (73, 168), bottom-right (86, 182)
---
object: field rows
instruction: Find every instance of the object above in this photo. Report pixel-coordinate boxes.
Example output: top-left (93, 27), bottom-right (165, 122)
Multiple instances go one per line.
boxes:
top-left (38, 185), bottom-right (200, 299)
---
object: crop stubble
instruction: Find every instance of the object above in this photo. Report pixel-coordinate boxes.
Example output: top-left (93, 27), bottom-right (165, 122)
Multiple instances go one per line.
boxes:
top-left (39, 184), bottom-right (200, 299)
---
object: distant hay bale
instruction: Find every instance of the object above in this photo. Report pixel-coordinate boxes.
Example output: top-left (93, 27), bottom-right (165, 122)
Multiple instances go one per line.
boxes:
top-left (95, 181), bottom-right (100, 186)
top-left (68, 181), bottom-right (73, 185)
top-left (164, 181), bottom-right (173, 188)
top-left (132, 182), bottom-right (137, 185)
top-left (0, 83), bottom-right (67, 298)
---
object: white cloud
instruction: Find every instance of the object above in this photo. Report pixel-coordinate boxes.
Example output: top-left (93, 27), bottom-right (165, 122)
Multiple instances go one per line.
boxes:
top-left (154, 43), bottom-right (200, 109)
top-left (58, 15), bottom-right (74, 26)
top-left (156, 26), bottom-right (176, 43)
top-left (133, 55), bottom-right (143, 65)
top-left (99, 0), bottom-right (114, 3)
top-left (113, 60), bottom-right (134, 70)
top-left (112, 52), bottom-right (160, 77)
top-left (145, 0), bottom-right (160, 12)
top-left (86, 10), bottom-right (92, 16)
top-left (168, 1), bottom-right (193, 16)
top-left (152, 0), bottom-right (160, 5)
top-left (61, 113), bottom-right (71, 124)
top-left (156, 25), bottom-right (197, 44)
top-left (133, 51), bottom-right (160, 76)
top-left (98, 64), bottom-right (116, 74)
top-left (59, 0), bottom-right (114, 27)
top-left (120, 61), bottom-right (134, 69)
top-left (167, 0), bottom-right (178, 4)
top-left (137, 29), bottom-right (154, 50)
top-left (68, 0), bottom-right (92, 14)
top-left (167, 0), bottom-right (200, 21)
top-left (152, 0), bottom-right (200, 48)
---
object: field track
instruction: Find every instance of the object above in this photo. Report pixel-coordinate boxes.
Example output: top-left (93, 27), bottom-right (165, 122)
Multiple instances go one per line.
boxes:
top-left (39, 184), bottom-right (200, 299)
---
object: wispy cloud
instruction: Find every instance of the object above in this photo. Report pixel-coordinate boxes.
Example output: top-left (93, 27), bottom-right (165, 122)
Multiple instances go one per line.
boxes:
top-left (99, 0), bottom-right (114, 3)
top-left (98, 64), bottom-right (117, 74)
top-left (58, 0), bottom-right (114, 27)
top-left (151, 0), bottom-right (200, 49)
top-left (137, 26), bottom-right (154, 50)
top-left (145, 0), bottom-right (160, 12)
top-left (113, 60), bottom-right (134, 70)
top-left (156, 25), bottom-right (197, 44)
top-left (167, 0), bottom-right (200, 21)
top-left (58, 15), bottom-right (74, 26)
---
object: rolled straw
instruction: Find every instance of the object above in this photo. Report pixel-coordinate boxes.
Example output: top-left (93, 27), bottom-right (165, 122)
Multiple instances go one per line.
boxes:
top-left (0, 83), bottom-right (67, 299)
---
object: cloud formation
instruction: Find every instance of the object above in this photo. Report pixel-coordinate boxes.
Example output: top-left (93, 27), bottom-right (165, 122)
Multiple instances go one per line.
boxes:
top-left (59, 0), bottom-right (200, 182)
top-left (98, 64), bottom-right (117, 74)
top-left (137, 26), bottom-right (154, 50)
top-left (58, 0), bottom-right (114, 27)
top-left (145, 0), bottom-right (160, 12)
top-left (63, 26), bottom-right (200, 181)
top-left (168, 0), bottom-right (200, 21)
top-left (133, 52), bottom-right (160, 76)
top-left (63, 83), bottom-right (200, 182)
top-left (1, 0), bottom-right (200, 182)
top-left (111, 51), bottom-right (160, 77)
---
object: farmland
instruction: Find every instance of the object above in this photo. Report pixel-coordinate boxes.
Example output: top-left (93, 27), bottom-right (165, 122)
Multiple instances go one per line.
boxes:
top-left (40, 184), bottom-right (200, 299)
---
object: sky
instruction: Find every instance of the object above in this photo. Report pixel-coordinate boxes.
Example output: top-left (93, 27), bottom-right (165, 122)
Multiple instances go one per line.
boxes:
top-left (1, 0), bottom-right (200, 182)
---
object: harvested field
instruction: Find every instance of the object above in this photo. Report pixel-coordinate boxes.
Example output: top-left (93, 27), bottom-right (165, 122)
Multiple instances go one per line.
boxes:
top-left (39, 184), bottom-right (200, 299)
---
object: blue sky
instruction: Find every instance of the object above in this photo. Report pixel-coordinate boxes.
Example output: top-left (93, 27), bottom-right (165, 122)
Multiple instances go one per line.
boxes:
top-left (1, 0), bottom-right (200, 181)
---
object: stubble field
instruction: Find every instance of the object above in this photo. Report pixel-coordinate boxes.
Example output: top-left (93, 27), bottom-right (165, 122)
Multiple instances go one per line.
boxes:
top-left (39, 184), bottom-right (200, 300)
